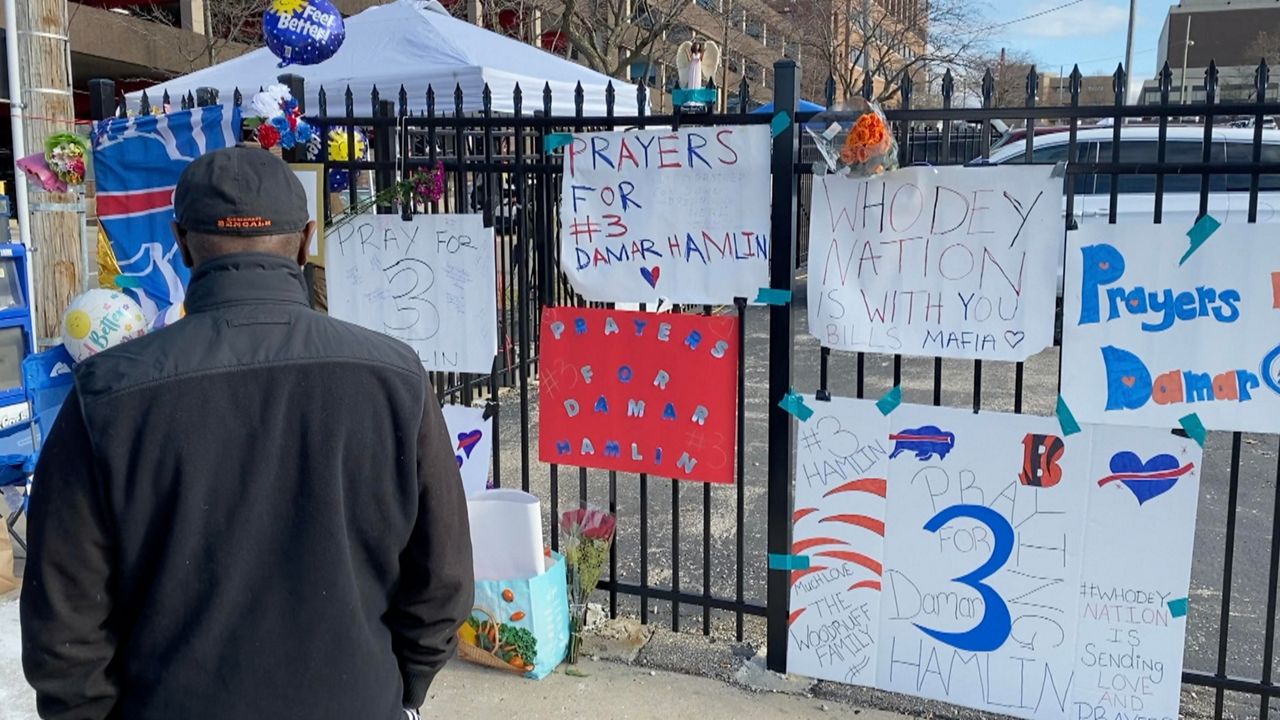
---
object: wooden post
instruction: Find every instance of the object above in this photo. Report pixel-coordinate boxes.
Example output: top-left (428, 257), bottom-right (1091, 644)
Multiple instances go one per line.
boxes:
top-left (18, 0), bottom-right (82, 341)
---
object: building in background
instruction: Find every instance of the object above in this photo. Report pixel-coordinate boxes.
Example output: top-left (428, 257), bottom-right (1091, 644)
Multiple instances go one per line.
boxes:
top-left (1139, 0), bottom-right (1280, 105)
top-left (439, 0), bottom-right (829, 110)
top-left (0, 0), bottom-right (944, 135)
top-left (767, 0), bottom-right (929, 107)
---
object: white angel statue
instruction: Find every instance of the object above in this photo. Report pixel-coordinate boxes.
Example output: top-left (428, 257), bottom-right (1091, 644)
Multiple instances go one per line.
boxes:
top-left (675, 38), bottom-right (721, 90)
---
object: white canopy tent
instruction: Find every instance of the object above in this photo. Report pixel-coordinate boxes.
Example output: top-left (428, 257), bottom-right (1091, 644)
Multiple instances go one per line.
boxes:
top-left (126, 0), bottom-right (644, 116)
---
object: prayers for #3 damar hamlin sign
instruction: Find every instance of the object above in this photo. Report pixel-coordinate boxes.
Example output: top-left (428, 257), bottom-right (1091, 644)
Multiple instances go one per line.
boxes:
top-left (558, 126), bottom-right (772, 305)
top-left (808, 166), bottom-right (1063, 362)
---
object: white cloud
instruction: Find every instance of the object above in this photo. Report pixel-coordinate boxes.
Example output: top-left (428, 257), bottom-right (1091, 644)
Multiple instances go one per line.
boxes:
top-left (1018, 1), bottom-right (1130, 39)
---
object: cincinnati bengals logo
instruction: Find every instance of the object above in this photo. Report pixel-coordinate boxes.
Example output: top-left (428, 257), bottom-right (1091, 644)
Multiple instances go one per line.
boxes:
top-left (1020, 433), bottom-right (1065, 488)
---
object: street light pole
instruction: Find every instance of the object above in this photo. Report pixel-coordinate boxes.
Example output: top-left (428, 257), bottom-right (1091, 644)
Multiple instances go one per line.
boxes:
top-left (1180, 15), bottom-right (1194, 104)
top-left (1123, 0), bottom-right (1137, 103)
top-left (3, 0), bottom-right (31, 255)
top-left (861, 0), bottom-right (871, 77)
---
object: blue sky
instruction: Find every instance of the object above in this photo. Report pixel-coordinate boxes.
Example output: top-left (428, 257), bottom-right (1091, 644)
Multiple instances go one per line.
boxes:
top-left (991, 0), bottom-right (1179, 79)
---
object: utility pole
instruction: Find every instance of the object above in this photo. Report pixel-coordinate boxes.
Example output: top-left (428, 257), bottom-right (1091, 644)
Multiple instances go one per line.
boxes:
top-left (1123, 0), bottom-right (1136, 103)
top-left (17, 0), bottom-right (82, 340)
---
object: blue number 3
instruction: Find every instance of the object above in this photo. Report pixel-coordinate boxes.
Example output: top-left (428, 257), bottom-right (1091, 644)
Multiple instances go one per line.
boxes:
top-left (914, 504), bottom-right (1015, 653)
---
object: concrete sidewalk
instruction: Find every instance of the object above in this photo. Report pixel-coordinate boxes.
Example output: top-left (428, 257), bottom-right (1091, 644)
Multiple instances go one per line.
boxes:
top-left (427, 660), bottom-right (903, 719)
top-left (0, 596), bottom-right (910, 720)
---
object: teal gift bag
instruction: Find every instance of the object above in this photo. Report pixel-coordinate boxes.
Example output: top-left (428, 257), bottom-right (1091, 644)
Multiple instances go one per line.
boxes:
top-left (457, 552), bottom-right (569, 679)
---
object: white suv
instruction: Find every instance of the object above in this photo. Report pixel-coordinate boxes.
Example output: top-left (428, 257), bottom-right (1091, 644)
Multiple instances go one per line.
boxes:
top-left (983, 126), bottom-right (1279, 294)
top-left (985, 126), bottom-right (1280, 227)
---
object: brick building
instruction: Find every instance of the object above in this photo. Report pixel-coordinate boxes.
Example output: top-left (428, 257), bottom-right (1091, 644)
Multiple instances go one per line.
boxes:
top-left (1139, 0), bottom-right (1280, 104)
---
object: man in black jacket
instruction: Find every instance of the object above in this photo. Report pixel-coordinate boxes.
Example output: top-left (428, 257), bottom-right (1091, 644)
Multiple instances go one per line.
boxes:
top-left (21, 146), bottom-right (474, 720)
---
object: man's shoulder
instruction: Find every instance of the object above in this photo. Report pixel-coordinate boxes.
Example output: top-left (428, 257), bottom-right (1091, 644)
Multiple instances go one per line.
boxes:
top-left (312, 313), bottom-right (426, 375)
top-left (73, 309), bottom-right (425, 402)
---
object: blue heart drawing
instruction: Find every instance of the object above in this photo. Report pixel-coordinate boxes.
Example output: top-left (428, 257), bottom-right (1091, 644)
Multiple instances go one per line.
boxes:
top-left (1097, 451), bottom-right (1194, 505)
top-left (639, 266), bottom-right (661, 289)
top-left (457, 429), bottom-right (483, 458)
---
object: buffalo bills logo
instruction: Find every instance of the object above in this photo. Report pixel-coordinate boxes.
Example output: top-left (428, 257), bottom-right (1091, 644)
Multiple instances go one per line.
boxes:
top-left (1019, 433), bottom-right (1065, 488)
top-left (1097, 451), bottom-right (1195, 505)
top-left (888, 426), bottom-right (955, 461)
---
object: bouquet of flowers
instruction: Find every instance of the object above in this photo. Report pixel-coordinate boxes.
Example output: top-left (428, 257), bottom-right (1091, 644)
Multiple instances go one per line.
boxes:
top-left (246, 84), bottom-right (314, 151)
top-left (806, 98), bottom-right (899, 178)
top-left (326, 161), bottom-right (447, 234)
top-left (396, 161), bottom-right (446, 207)
top-left (44, 133), bottom-right (89, 185)
top-left (560, 506), bottom-right (617, 663)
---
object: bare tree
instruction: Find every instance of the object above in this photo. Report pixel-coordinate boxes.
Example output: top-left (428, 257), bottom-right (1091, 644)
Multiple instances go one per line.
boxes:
top-left (785, 0), bottom-right (990, 106)
top-left (130, 0), bottom-right (269, 73)
top-left (957, 48), bottom-right (1039, 108)
top-left (477, 0), bottom-right (690, 80)
top-left (1247, 31), bottom-right (1280, 66)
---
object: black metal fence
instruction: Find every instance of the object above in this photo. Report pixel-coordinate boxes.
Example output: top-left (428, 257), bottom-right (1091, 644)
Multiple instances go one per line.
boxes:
top-left (91, 56), bottom-right (1280, 718)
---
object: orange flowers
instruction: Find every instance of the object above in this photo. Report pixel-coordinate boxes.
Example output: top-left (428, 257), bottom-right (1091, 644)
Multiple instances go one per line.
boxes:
top-left (840, 112), bottom-right (892, 167)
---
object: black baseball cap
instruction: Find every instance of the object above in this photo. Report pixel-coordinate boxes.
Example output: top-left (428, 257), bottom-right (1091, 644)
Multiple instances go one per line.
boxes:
top-left (173, 145), bottom-right (309, 237)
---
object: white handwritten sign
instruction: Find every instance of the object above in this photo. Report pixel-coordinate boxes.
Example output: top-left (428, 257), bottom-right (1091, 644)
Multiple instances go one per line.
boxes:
top-left (787, 396), bottom-right (885, 687)
top-left (1071, 425), bottom-right (1199, 720)
top-left (1062, 223), bottom-right (1280, 433)
top-left (325, 214), bottom-right (497, 373)
top-left (787, 397), bottom-right (1201, 720)
top-left (558, 125), bottom-right (772, 304)
top-left (876, 403), bottom-right (1090, 718)
top-left (442, 403), bottom-right (494, 497)
top-left (807, 166), bottom-right (1062, 361)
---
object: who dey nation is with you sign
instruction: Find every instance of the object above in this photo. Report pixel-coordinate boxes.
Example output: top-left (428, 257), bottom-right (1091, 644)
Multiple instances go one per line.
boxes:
top-left (538, 307), bottom-right (739, 484)
top-left (559, 126), bottom-right (772, 305)
top-left (808, 166), bottom-right (1063, 362)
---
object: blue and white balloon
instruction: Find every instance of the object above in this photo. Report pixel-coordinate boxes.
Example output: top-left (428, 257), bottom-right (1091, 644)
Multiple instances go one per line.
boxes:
top-left (263, 0), bottom-right (346, 67)
top-left (328, 169), bottom-right (351, 192)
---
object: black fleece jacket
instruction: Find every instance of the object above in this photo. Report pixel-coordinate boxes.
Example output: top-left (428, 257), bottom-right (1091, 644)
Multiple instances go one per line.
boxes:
top-left (20, 254), bottom-right (474, 720)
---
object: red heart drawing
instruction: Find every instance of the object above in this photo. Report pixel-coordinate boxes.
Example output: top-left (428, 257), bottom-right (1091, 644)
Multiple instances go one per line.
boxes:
top-left (1129, 298), bottom-right (1139, 307)
top-left (1121, 376), bottom-right (1136, 388)
top-left (1099, 262), bottom-right (1110, 270)
top-left (640, 266), bottom-right (661, 289)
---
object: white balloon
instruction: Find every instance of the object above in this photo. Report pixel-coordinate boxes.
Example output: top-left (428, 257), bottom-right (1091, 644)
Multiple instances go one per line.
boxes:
top-left (61, 289), bottom-right (147, 362)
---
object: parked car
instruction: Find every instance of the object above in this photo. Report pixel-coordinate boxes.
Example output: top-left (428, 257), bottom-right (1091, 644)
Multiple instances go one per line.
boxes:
top-left (1229, 117), bottom-right (1278, 130)
top-left (989, 125), bottom-right (1070, 152)
top-left (975, 126), bottom-right (1280, 293)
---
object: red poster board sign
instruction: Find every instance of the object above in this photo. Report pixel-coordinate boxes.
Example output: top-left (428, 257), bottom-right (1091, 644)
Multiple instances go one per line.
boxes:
top-left (539, 307), bottom-right (740, 484)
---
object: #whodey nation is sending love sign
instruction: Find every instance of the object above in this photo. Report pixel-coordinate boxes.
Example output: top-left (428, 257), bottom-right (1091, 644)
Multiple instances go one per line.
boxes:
top-left (558, 126), bottom-right (771, 305)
